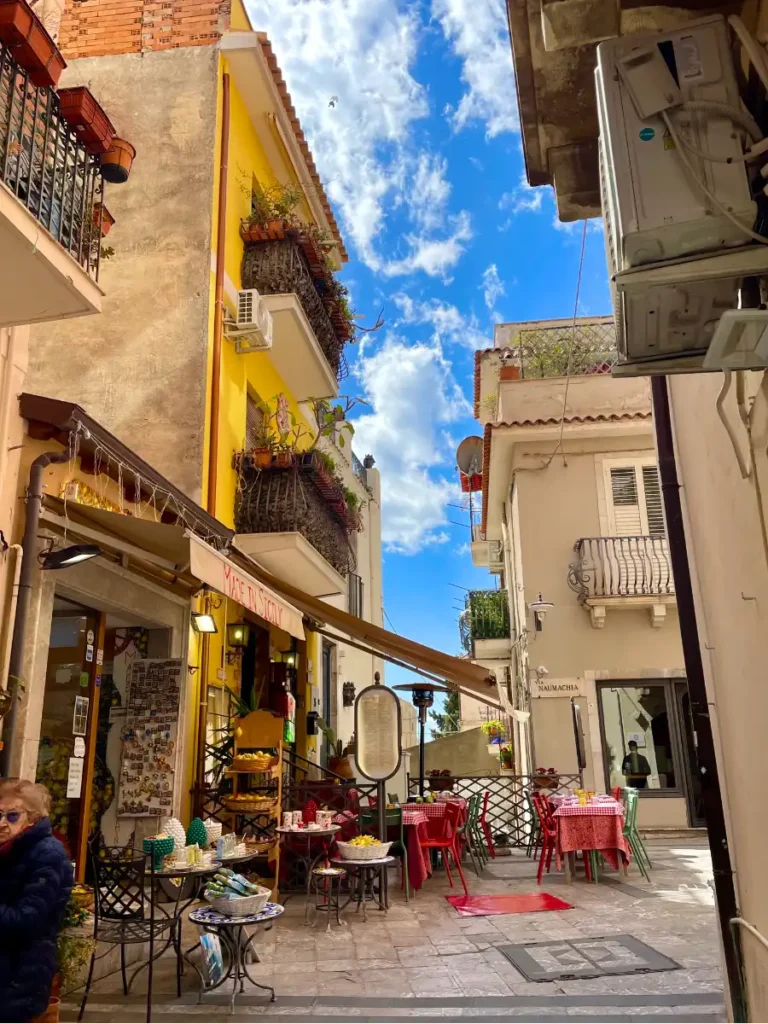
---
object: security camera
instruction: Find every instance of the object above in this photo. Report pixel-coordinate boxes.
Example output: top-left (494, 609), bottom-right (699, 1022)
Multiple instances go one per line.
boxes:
top-left (536, 665), bottom-right (549, 677)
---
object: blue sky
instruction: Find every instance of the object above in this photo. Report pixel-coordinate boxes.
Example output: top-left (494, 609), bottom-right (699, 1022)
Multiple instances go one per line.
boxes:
top-left (246, 0), bottom-right (612, 710)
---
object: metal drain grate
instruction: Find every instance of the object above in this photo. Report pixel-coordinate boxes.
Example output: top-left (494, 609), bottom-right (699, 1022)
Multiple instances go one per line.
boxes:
top-left (497, 934), bottom-right (681, 982)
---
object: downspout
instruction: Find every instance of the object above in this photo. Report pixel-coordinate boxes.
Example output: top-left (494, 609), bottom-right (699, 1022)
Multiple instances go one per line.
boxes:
top-left (194, 69), bottom-right (229, 812)
top-left (0, 451), bottom-right (69, 776)
top-left (651, 376), bottom-right (747, 1022)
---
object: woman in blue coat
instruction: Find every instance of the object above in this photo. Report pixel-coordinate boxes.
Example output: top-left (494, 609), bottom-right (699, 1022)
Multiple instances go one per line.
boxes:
top-left (0, 779), bottom-right (73, 1023)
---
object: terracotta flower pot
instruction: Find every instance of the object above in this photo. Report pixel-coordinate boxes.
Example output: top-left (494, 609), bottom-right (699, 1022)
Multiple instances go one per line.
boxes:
top-left (271, 451), bottom-right (293, 468)
top-left (428, 776), bottom-right (454, 792)
top-left (92, 203), bottom-right (115, 237)
top-left (251, 447), bottom-right (272, 469)
top-left (100, 137), bottom-right (135, 184)
top-left (58, 86), bottom-right (115, 153)
top-left (329, 755), bottom-right (354, 779)
top-left (0, 0), bottom-right (66, 88)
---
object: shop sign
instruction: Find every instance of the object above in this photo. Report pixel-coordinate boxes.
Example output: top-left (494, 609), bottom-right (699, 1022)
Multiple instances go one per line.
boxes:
top-left (531, 679), bottom-right (585, 699)
top-left (222, 563), bottom-right (290, 631)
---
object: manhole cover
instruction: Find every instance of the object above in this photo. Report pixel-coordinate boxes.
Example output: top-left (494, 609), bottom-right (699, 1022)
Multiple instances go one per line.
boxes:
top-left (497, 934), bottom-right (681, 982)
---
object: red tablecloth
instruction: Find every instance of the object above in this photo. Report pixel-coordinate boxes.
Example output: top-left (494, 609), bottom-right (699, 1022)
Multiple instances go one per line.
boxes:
top-left (401, 801), bottom-right (467, 891)
top-left (554, 805), bottom-right (630, 871)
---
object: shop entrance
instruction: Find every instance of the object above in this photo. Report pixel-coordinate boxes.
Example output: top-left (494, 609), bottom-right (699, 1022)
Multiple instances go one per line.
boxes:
top-left (35, 594), bottom-right (171, 880)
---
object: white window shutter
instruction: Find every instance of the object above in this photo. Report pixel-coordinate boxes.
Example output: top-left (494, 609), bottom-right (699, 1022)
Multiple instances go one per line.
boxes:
top-left (609, 467), bottom-right (643, 535)
top-left (641, 466), bottom-right (665, 536)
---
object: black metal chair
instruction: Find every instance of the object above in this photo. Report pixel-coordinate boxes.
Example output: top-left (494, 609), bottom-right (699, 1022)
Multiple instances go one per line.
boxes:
top-left (78, 845), bottom-right (182, 1023)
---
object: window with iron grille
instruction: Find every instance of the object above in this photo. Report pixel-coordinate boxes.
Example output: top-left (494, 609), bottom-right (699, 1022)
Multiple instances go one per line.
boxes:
top-left (245, 394), bottom-right (266, 450)
top-left (348, 573), bottom-right (364, 618)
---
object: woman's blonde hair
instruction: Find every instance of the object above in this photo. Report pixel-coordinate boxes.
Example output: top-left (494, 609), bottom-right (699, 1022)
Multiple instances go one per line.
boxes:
top-left (0, 778), bottom-right (51, 821)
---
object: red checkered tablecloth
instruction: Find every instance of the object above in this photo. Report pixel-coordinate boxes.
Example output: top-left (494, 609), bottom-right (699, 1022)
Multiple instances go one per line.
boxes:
top-left (403, 799), bottom-right (467, 819)
top-left (553, 800), bottom-right (623, 817)
top-left (554, 802), bottom-right (629, 871)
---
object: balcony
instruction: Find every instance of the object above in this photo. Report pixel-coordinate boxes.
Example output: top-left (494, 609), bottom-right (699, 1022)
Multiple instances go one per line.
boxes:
top-left (241, 238), bottom-right (347, 393)
top-left (568, 535), bottom-right (676, 629)
top-left (0, 44), bottom-right (104, 326)
top-left (234, 457), bottom-right (357, 598)
top-left (459, 589), bottom-right (511, 661)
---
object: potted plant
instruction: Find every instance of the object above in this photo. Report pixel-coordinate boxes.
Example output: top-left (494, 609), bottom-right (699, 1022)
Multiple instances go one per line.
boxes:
top-left (499, 746), bottom-right (515, 775)
top-left (316, 718), bottom-right (354, 779)
top-left (100, 138), bottom-right (136, 184)
top-left (57, 86), bottom-right (115, 154)
top-left (92, 203), bottom-right (115, 237)
top-left (49, 892), bottom-right (94, 1019)
top-left (0, 0), bottom-right (66, 87)
top-left (481, 719), bottom-right (505, 742)
top-left (427, 769), bottom-right (454, 792)
top-left (532, 767), bottom-right (558, 790)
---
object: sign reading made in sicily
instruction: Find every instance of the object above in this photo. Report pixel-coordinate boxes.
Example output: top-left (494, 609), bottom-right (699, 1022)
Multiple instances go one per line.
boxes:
top-left (531, 679), bottom-right (585, 699)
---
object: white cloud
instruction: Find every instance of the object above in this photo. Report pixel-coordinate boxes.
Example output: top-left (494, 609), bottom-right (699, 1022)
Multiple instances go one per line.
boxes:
top-left (481, 263), bottom-right (504, 312)
top-left (352, 335), bottom-right (470, 553)
top-left (433, 0), bottom-right (518, 137)
top-left (393, 293), bottom-right (488, 350)
top-left (383, 211), bottom-right (472, 281)
top-left (499, 175), bottom-right (547, 215)
top-left (409, 153), bottom-right (451, 230)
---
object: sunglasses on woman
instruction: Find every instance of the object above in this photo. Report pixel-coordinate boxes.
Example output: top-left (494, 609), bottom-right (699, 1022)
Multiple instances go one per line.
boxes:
top-left (0, 810), bottom-right (23, 824)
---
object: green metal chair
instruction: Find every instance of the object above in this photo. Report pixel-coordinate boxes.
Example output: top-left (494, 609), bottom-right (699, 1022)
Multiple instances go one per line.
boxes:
top-left (524, 790), bottom-right (541, 859)
top-left (456, 794), bottom-right (483, 875)
top-left (622, 788), bottom-right (652, 881)
top-left (360, 806), bottom-right (410, 901)
top-left (387, 792), bottom-right (400, 804)
top-left (461, 793), bottom-right (489, 872)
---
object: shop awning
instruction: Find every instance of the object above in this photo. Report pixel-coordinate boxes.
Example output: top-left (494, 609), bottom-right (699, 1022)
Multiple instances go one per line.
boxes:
top-left (40, 498), bottom-right (305, 640)
top-left (231, 540), bottom-right (497, 699)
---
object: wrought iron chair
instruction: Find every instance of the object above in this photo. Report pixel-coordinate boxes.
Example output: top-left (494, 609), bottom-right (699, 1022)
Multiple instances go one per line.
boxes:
top-left (78, 846), bottom-right (182, 1023)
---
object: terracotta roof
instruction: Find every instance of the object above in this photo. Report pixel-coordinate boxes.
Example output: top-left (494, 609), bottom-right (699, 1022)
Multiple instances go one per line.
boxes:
top-left (257, 33), bottom-right (348, 263)
top-left (480, 411), bottom-right (651, 534)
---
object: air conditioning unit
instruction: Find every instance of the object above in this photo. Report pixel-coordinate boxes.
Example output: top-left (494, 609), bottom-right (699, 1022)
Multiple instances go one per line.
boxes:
top-left (596, 15), bottom-right (768, 375)
top-left (224, 289), bottom-right (274, 354)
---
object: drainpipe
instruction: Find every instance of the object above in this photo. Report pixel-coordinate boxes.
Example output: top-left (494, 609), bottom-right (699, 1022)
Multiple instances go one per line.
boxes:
top-left (194, 70), bottom-right (230, 812)
top-left (0, 451), bottom-right (68, 777)
top-left (651, 376), bottom-right (747, 1022)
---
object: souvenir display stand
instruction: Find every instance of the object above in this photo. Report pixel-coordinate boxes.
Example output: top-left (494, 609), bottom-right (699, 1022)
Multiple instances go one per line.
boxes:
top-left (222, 710), bottom-right (283, 898)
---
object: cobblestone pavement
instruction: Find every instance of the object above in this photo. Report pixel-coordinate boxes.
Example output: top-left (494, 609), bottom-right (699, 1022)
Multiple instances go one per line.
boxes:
top-left (65, 839), bottom-right (725, 1022)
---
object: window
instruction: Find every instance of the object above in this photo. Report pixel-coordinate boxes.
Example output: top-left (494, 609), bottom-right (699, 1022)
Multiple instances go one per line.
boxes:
top-left (245, 393), bottom-right (266, 450)
top-left (604, 459), bottom-right (665, 537)
top-left (597, 684), bottom-right (679, 792)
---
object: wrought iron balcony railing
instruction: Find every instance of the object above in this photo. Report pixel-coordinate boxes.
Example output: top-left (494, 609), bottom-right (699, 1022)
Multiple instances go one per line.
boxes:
top-left (568, 535), bottom-right (674, 601)
top-left (459, 589), bottom-right (511, 653)
top-left (351, 450), bottom-right (368, 488)
top-left (0, 44), bottom-right (103, 278)
top-left (241, 238), bottom-right (347, 380)
top-left (234, 458), bottom-right (356, 578)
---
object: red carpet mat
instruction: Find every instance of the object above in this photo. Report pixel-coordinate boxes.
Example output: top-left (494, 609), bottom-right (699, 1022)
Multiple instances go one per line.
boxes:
top-left (446, 893), bottom-right (573, 916)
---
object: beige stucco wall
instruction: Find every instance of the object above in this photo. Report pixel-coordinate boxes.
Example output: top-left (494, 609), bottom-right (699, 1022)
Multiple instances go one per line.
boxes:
top-left (26, 47), bottom-right (218, 504)
top-left (668, 370), bottom-right (768, 1012)
top-left (408, 726), bottom-right (502, 778)
top-left (498, 373), bottom-right (650, 426)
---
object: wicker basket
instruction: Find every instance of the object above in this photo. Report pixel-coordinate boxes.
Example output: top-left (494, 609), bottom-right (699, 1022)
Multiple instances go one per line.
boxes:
top-left (336, 840), bottom-right (392, 862)
top-left (231, 756), bottom-right (278, 773)
top-left (205, 886), bottom-right (270, 917)
top-left (223, 796), bottom-right (276, 813)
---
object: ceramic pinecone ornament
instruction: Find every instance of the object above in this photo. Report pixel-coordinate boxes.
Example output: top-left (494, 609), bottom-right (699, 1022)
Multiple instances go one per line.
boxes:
top-left (186, 816), bottom-right (207, 848)
top-left (204, 818), bottom-right (222, 845)
top-left (162, 816), bottom-right (187, 854)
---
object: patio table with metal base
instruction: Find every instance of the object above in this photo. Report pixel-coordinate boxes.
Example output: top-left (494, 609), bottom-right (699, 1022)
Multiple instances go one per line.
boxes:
top-left (331, 855), bottom-right (395, 922)
top-left (188, 903), bottom-right (283, 1014)
top-left (276, 825), bottom-right (340, 915)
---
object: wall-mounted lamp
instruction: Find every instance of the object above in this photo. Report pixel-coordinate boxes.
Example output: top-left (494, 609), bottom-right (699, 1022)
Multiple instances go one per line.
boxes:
top-left (342, 681), bottom-right (356, 707)
top-left (225, 622), bottom-right (251, 664)
top-left (529, 593), bottom-right (554, 632)
top-left (281, 649), bottom-right (299, 670)
top-left (41, 544), bottom-right (101, 570)
top-left (191, 612), bottom-right (218, 634)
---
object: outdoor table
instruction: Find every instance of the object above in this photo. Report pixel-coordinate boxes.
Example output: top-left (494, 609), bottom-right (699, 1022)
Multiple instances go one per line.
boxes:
top-left (330, 855), bottom-right (395, 922)
top-left (153, 861), bottom-right (223, 916)
top-left (553, 799), bottom-right (630, 882)
top-left (188, 902), bottom-right (283, 1013)
top-left (276, 825), bottom-right (340, 908)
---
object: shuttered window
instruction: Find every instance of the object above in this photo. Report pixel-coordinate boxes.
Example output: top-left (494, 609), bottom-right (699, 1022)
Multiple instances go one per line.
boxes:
top-left (605, 461), bottom-right (666, 537)
top-left (245, 394), bottom-right (266, 450)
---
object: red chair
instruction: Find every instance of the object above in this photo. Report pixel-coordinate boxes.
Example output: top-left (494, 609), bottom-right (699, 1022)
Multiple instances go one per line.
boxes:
top-left (479, 791), bottom-right (496, 859)
top-left (419, 802), bottom-right (468, 895)
top-left (532, 792), bottom-right (558, 885)
top-left (611, 786), bottom-right (623, 802)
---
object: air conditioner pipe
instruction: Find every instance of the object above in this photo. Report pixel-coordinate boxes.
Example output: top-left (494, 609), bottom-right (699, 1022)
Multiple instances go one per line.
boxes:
top-left (0, 451), bottom-right (69, 777)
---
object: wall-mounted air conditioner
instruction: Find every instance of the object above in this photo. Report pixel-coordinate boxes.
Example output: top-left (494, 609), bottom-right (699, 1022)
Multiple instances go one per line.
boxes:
top-left (224, 289), bottom-right (274, 354)
top-left (596, 15), bottom-right (768, 375)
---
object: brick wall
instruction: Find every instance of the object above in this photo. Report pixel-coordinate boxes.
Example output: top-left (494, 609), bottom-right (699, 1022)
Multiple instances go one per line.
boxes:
top-left (58, 0), bottom-right (232, 59)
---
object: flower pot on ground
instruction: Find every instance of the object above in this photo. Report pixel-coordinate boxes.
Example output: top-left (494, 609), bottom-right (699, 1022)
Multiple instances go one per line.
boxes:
top-left (0, 0), bottom-right (66, 87)
top-left (100, 137), bottom-right (135, 184)
top-left (57, 86), bottom-right (115, 153)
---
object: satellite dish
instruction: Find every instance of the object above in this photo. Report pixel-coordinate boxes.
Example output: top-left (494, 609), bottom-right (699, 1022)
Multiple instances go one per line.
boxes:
top-left (456, 436), bottom-right (483, 476)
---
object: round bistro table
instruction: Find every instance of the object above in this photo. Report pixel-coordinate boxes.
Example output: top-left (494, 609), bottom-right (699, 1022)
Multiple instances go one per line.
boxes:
top-left (330, 855), bottom-right (396, 923)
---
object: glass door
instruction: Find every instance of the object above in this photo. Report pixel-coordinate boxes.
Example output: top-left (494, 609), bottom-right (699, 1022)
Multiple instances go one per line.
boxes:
top-left (35, 597), bottom-right (104, 879)
top-left (675, 683), bottom-right (706, 827)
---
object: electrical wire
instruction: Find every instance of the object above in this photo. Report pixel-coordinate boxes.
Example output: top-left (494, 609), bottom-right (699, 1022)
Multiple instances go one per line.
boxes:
top-left (661, 110), bottom-right (768, 247)
top-left (665, 105), bottom-right (763, 165)
top-left (543, 219), bottom-right (588, 468)
top-left (383, 608), bottom-right (399, 634)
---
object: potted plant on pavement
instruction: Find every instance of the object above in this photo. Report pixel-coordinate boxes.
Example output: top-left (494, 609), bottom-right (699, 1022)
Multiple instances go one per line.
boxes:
top-left (316, 718), bottom-right (355, 779)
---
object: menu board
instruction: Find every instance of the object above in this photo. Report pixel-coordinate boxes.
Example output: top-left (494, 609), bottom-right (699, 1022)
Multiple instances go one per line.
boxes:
top-left (117, 659), bottom-right (182, 817)
top-left (355, 685), bottom-right (401, 781)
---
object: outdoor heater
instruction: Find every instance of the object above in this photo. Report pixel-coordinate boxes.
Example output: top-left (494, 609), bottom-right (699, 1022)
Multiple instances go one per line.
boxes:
top-left (394, 681), bottom-right (451, 798)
